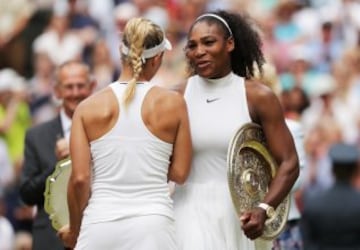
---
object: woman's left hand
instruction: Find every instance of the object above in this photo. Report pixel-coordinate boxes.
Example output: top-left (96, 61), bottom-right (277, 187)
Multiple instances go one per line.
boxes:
top-left (57, 224), bottom-right (78, 248)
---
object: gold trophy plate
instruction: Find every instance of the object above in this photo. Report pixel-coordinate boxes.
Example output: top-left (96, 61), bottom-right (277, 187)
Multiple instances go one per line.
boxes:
top-left (227, 123), bottom-right (290, 240)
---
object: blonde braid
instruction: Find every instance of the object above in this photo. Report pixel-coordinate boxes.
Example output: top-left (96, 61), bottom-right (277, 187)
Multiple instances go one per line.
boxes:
top-left (121, 18), bottom-right (165, 107)
top-left (123, 43), bottom-right (143, 107)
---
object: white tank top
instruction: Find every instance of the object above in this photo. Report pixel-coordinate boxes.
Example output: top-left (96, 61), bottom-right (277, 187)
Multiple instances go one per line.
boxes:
top-left (82, 82), bottom-right (174, 225)
top-left (184, 72), bottom-right (252, 184)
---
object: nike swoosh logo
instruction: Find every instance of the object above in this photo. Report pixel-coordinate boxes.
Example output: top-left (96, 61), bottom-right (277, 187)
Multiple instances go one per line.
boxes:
top-left (206, 98), bottom-right (220, 103)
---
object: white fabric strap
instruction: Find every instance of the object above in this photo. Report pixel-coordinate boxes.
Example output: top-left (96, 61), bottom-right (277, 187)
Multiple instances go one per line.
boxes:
top-left (121, 38), bottom-right (172, 63)
top-left (196, 13), bottom-right (233, 37)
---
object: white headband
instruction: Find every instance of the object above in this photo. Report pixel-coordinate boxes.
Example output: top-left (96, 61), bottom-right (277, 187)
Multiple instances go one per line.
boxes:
top-left (121, 38), bottom-right (172, 63)
top-left (196, 13), bottom-right (233, 37)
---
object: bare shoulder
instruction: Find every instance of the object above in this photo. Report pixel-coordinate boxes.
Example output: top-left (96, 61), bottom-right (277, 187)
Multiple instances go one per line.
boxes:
top-left (152, 86), bottom-right (187, 109)
top-left (245, 79), bottom-right (282, 122)
top-left (245, 79), bottom-right (276, 101)
top-left (246, 79), bottom-right (280, 106)
top-left (76, 87), bottom-right (116, 119)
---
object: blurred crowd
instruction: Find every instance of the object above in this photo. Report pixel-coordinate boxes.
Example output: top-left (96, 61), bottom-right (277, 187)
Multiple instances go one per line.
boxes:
top-left (0, 0), bottom-right (360, 249)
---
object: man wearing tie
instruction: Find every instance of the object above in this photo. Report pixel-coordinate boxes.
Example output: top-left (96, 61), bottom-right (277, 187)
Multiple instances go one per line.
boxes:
top-left (19, 60), bottom-right (96, 250)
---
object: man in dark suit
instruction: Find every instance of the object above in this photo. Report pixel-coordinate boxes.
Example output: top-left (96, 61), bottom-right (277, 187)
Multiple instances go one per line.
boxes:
top-left (19, 60), bottom-right (96, 250)
top-left (301, 143), bottom-right (360, 250)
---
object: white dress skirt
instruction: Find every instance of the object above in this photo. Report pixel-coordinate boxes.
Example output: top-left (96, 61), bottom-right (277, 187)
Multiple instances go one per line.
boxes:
top-left (174, 182), bottom-right (253, 250)
top-left (75, 215), bottom-right (177, 250)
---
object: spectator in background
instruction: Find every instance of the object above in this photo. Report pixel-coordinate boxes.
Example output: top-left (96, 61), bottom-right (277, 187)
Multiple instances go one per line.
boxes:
top-left (0, 0), bottom-right (35, 75)
top-left (90, 39), bottom-right (120, 91)
top-left (281, 85), bottom-right (310, 121)
top-left (32, 6), bottom-right (84, 66)
top-left (0, 68), bottom-right (31, 176)
top-left (108, 2), bottom-right (139, 68)
top-left (270, 0), bottom-right (305, 73)
top-left (307, 21), bottom-right (343, 73)
top-left (301, 143), bottom-right (360, 250)
top-left (19, 60), bottom-right (96, 250)
top-left (67, 0), bottom-right (100, 65)
top-left (278, 44), bottom-right (318, 96)
top-left (28, 52), bottom-right (58, 125)
top-left (302, 72), bottom-right (358, 144)
top-left (0, 68), bottom-right (33, 239)
top-left (302, 119), bottom-right (341, 193)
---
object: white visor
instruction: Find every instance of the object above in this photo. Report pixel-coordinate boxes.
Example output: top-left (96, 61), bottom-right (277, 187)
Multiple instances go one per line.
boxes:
top-left (121, 38), bottom-right (172, 62)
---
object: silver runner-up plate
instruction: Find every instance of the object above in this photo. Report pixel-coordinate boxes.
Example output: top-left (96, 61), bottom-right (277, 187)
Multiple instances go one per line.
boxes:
top-left (227, 123), bottom-right (290, 240)
top-left (44, 157), bottom-right (71, 231)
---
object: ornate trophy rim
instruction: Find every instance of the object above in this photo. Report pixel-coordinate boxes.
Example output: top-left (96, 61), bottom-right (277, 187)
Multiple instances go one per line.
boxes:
top-left (227, 122), bottom-right (290, 240)
top-left (44, 157), bottom-right (71, 231)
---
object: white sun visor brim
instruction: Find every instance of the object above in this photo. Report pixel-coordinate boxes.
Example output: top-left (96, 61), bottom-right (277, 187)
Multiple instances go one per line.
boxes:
top-left (121, 38), bottom-right (172, 61)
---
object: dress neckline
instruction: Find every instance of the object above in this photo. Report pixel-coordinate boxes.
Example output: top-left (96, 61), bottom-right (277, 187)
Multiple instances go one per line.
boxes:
top-left (198, 72), bottom-right (234, 90)
top-left (119, 82), bottom-right (145, 84)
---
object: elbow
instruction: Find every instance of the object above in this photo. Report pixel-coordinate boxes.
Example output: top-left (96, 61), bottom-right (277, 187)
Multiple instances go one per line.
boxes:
top-left (69, 175), bottom-right (90, 191)
top-left (168, 165), bottom-right (190, 184)
top-left (168, 158), bottom-right (191, 185)
top-left (289, 155), bottom-right (300, 184)
top-left (174, 177), bottom-right (187, 185)
top-left (169, 172), bottom-right (188, 185)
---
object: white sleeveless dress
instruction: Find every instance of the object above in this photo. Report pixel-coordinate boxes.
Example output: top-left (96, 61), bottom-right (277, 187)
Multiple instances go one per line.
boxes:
top-left (173, 73), bottom-right (272, 250)
top-left (75, 82), bottom-right (177, 250)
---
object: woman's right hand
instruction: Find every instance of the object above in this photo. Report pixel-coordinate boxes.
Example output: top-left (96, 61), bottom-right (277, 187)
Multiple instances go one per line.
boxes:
top-left (55, 137), bottom-right (70, 160)
top-left (57, 224), bottom-right (78, 249)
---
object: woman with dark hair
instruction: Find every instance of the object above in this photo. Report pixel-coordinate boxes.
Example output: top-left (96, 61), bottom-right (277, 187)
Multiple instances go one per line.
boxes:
top-left (172, 10), bottom-right (299, 250)
top-left (58, 17), bottom-right (192, 249)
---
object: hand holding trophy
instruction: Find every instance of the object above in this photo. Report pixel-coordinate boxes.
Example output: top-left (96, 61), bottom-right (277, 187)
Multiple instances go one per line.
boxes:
top-left (227, 122), bottom-right (290, 240)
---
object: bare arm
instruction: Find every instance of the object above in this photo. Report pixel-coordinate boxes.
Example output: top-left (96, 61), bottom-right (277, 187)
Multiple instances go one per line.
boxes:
top-left (256, 89), bottom-right (299, 207)
top-left (168, 95), bottom-right (192, 184)
top-left (59, 104), bottom-right (91, 247)
top-left (241, 81), bottom-right (299, 239)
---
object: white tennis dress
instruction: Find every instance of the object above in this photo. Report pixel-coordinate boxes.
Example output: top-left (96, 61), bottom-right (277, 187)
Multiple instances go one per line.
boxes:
top-left (75, 82), bottom-right (177, 250)
top-left (173, 73), bottom-right (271, 250)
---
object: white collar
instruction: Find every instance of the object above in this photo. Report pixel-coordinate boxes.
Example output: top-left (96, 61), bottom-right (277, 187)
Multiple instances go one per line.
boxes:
top-left (60, 108), bottom-right (72, 138)
top-left (198, 72), bottom-right (234, 89)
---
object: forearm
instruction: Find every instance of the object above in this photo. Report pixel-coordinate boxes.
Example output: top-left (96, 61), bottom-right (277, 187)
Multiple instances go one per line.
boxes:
top-left (290, 165), bottom-right (304, 193)
top-left (263, 156), bottom-right (299, 208)
top-left (67, 178), bottom-right (90, 236)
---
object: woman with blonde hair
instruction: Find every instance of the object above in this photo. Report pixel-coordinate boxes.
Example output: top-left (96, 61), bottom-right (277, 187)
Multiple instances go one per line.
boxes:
top-left (58, 17), bottom-right (192, 250)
